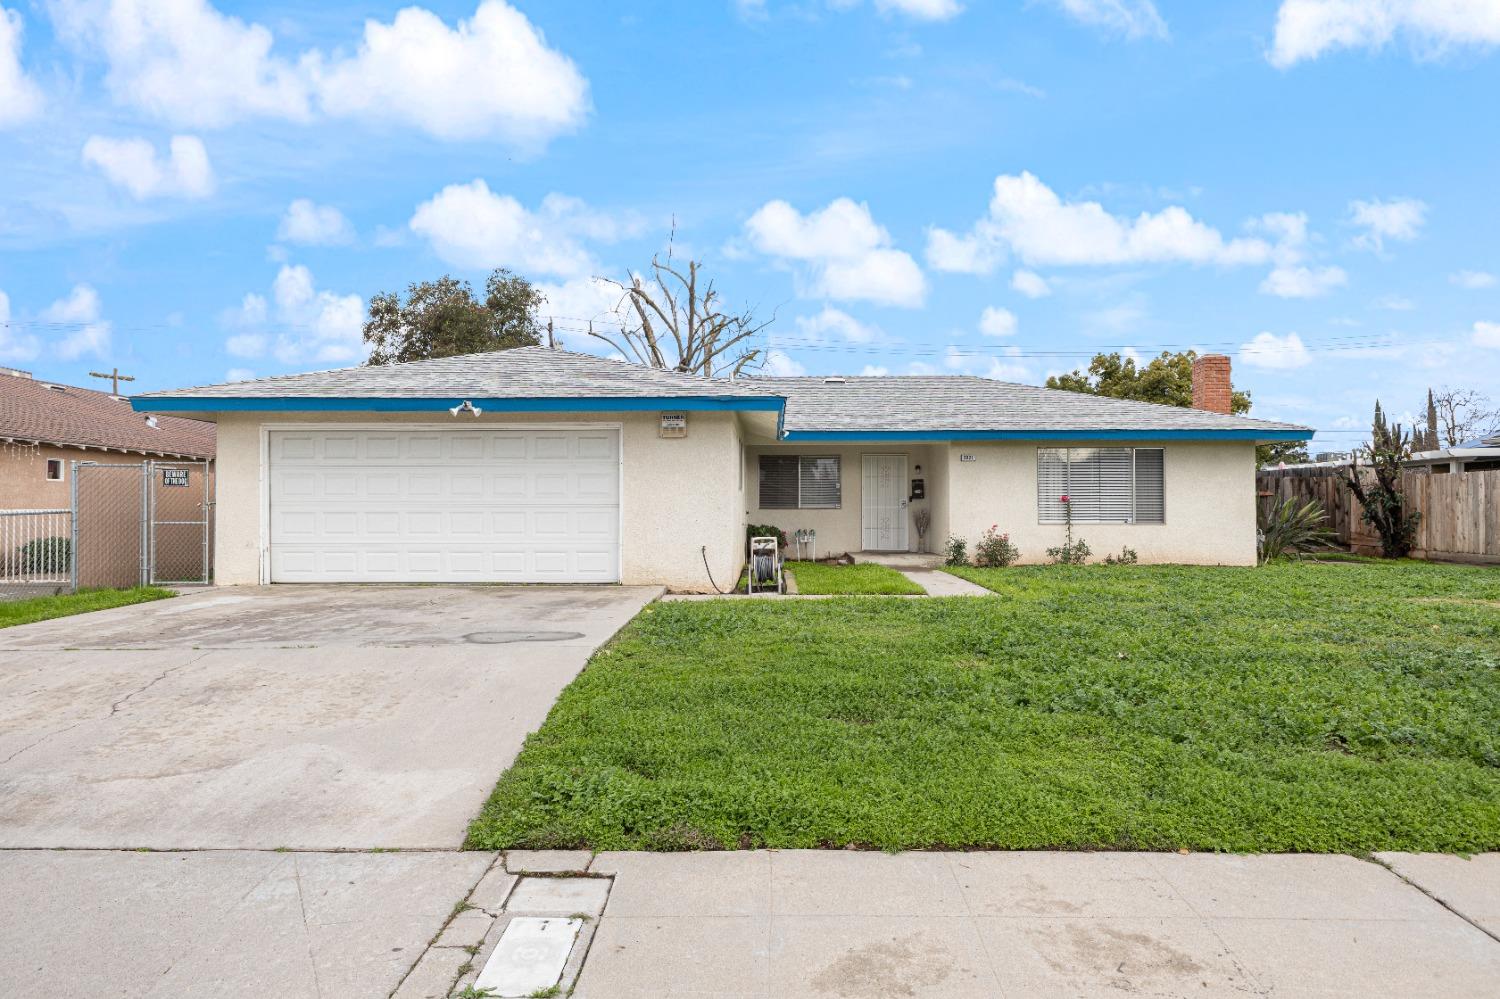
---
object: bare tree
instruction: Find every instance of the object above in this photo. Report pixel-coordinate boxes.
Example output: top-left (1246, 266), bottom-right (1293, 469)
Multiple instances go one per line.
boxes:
top-left (589, 243), bottom-right (774, 377)
top-left (1422, 387), bottom-right (1499, 447)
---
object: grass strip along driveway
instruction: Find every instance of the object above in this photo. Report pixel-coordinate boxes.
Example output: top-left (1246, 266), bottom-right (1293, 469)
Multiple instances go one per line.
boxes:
top-left (786, 560), bottom-right (924, 595)
top-left (0, 587), bottom-right (174, 629)
top-left (469, 561), bottom-right (1500, 854)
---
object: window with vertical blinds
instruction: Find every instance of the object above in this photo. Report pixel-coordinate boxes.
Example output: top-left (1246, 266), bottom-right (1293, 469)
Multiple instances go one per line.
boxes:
top-left (1037, 447), bottom-right (1165, 524)
top-left (758, 455), bottom-right (842, 509)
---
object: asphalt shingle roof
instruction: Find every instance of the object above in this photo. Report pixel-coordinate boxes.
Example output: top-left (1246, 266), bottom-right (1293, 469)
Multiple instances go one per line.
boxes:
top-left (1, 373), bottom-right (215, 457)
top-left (135, 347), bottom-right (1310, 436)
top-left (751, 375), bottom-right (1310, 434)
top-left (137, 347), bottom-right (776, 400)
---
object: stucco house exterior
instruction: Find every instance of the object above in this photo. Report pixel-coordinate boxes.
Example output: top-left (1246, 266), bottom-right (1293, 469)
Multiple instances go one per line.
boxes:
top-left (133, 347), bottom-right (1311, 592)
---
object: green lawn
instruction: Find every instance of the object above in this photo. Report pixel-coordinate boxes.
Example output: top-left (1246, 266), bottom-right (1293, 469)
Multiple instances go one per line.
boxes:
top-left (0, 587), bottom-right (175, 629)
top-left (787, 561), bottom-right (924, 595)
top-left (467, 561), bottom-right (1500, 854)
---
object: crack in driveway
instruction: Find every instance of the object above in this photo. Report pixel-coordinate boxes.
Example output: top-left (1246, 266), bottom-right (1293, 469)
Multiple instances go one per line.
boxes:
top-left (0, 652), bottom-right (207, 770)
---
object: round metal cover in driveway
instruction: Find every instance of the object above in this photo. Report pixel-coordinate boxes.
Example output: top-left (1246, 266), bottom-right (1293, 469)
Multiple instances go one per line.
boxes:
top-left (463, 630), bottom-right (585, 644)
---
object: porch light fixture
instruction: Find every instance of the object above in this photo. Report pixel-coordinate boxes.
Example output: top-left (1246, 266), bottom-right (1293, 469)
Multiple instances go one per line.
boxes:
top-left (449, 400), bottom-right (483, 417)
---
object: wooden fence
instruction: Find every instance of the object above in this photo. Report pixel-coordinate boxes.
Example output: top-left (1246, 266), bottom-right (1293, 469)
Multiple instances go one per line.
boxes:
top-left (1258, 466), bottom-right (1500, 564)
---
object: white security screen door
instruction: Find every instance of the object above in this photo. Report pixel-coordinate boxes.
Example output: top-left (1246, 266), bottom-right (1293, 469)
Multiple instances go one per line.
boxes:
top-left (268, 428), bottom-right (619, 583)
top-left (861, 454), bottom-right (908, 551)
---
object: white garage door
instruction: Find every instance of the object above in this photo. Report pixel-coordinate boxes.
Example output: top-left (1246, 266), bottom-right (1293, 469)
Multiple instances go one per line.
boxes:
top-left (269, 428), bottom-right (620, 583)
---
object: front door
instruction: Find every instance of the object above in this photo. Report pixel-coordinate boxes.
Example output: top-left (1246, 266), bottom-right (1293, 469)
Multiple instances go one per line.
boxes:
top-left (861, 454), bottom-right (908, 551)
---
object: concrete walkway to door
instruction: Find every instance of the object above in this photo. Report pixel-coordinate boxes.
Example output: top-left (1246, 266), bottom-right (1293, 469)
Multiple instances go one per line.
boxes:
top-left (854, 551), bottom-right (995, 596)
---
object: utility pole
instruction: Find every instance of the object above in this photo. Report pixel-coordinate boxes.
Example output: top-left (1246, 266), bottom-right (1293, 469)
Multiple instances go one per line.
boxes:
top-left (89, 368), bottom-right (136, 395)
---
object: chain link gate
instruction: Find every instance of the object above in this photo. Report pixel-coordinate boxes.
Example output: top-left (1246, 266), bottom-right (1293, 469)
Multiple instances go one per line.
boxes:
top-left (71, 460), bottom-right (214, 590)
top-left (147, 459), bottom-right (213, 585)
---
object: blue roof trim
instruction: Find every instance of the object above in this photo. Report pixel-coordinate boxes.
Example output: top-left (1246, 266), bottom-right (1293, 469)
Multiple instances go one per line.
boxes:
top-left (133, 395), bottom-right (786, 414)
top-left (780, 428), bottom-right (1314, 442)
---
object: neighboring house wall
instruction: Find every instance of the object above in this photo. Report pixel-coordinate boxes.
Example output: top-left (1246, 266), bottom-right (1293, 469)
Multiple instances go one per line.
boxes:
top-left (945, 440), bottom-right (1257, 566)
top-left (1, 442), bottom-right (214, 586)
top-left (743, 443), bottom-right (942, 556)
top-left (212, 410), bottom-right (747, 592)
top-left (0, 442), bottom-right (153, 509)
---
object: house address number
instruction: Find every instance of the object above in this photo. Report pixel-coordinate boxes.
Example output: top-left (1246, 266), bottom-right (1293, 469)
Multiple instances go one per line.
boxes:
top-left (959, 454), bottom-right (977, 462)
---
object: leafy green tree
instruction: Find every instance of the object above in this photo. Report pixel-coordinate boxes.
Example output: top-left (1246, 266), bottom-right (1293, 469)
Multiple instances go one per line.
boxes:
top-left (1047, 350), bottom-right (1303, 465)
top-left (363, 269), bottom-right (544, 366)
top-left (1047, 350), bottom-right (1252, 413)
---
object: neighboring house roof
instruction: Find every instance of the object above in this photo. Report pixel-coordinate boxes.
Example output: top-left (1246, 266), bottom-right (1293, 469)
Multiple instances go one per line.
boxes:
top-left (754, 375), bottom-right (1310, 441)
top-left (134, 347), bottom-right (1311, 443)
top-left (1, 371), bottom-right (215, 459)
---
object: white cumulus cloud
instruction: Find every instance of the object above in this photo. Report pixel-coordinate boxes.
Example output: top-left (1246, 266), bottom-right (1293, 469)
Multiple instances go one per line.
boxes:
top-left (1348, 197), bottom-right (1426, 253)
top-left (1011, 269), bottom-right (1051, 298)
top-left (1239, 331), bottom-right (1312, 370)
top-left (0, 5), bottom-right (42, 126)
top-left (763, 349), bottom-right (808, 377)
top-left (310, 1), bottom-right (589, 144)
top-left (794, 306), bottom-right (881, 344)
top-left (410, 182), bottom-right (633, 278)
top-left (1270, 0), bottom-right (1500, 68)
top-left (745, 197), bottom-right (926, 307)
top-left (81, 134), bottom-right (215, 199)
top-left (927, 172), bottom-right (1271, 272)
top-left (1473, 321), bottom-right (1500, 349)
top-left (1260, 264), bottom-right (1348, 299)
top-left (268, 265), bottom-right (364, 364)
top-left (1451, 270), bottom-right (1497, 289)
top-left (49, 0), bottom-right (588, 145)
top-left (1043, 0), bottom-right (1167, 39)
top-left (43, 284), bottom-right (112, 360)
top-left (978, 306), bottom-right (1017, 338)
top-left (0, 289), bottom-right (40, 361)
top-left (277, 199), bottom-right (354, 246)
top-left (223, 266), bottom-right (364, 365)
top-left (50, 0), bottom-right (313, 126)
top-left (873, 0), bottom-right (963, 19)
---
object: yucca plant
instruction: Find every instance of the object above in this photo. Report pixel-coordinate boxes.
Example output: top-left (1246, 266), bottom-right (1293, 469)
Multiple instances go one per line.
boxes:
top-left (1258, 497), bottom-right (1337, 563)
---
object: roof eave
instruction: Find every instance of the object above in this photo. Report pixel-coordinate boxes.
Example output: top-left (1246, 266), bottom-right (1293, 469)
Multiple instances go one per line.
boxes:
top-left (778, 428), bottom-right (1314, 443)
top-left (132, 395), bottom-right (786, 414)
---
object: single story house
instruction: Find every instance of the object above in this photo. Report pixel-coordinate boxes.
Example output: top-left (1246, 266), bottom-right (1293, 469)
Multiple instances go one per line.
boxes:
top-left (1408, 434), bottom-right (1500, 475)
top-left (1, 366), bottom-right (215, 511)
top-left (133, 348), bottom-right (1311, 591)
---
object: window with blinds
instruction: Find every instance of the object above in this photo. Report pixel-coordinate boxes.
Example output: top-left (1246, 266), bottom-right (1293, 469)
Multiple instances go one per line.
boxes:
top-left (759, 455), bottom-right (842, 509)
top-left (1037, 447), bottom-right (1165, 524)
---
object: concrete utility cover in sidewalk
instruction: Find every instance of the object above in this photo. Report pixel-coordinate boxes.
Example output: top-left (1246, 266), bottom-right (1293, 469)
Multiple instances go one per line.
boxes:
top-left (474, 916), bottom-right (582, 997)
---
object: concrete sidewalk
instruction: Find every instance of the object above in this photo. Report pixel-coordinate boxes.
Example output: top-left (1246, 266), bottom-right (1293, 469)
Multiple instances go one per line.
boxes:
top-left (574, 850), bottom-right (1500, 999)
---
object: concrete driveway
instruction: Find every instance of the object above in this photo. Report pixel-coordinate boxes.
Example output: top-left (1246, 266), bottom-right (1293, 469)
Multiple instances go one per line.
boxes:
top-left (0, 584), bottom-right (660, 850)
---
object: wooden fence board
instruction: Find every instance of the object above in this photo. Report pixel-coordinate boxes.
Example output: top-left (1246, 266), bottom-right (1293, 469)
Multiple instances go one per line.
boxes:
top-left (1258, 466), bottom-right (1500, 562)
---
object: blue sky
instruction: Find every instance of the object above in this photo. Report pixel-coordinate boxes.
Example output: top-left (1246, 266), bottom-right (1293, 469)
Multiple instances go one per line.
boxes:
top-left (2, 0), bottom-right (1498, 450)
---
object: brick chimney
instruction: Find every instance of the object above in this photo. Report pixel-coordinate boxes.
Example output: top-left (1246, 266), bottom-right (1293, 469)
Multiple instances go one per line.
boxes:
top-left (1191, 354), bottom-right (1233, 415)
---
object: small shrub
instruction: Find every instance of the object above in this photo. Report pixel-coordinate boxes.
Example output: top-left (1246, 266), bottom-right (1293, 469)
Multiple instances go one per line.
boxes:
top-left (944, 535), bottom-right (968, 567)
top-left (1103, 546), bottom-right (1138, 566)
top-left (19, 536), bottom-right (71, 574)
top-left (972, 525), bottom-right (1020, 567)
top-left (1258, 497), bottom-right (1337, 563)
top-left (1046, 538), bottom-right (1092, 565)
top-left (746, 524), bottom-right (787, 549)
top-left (1046, 495), bottom-right (1090, 564)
